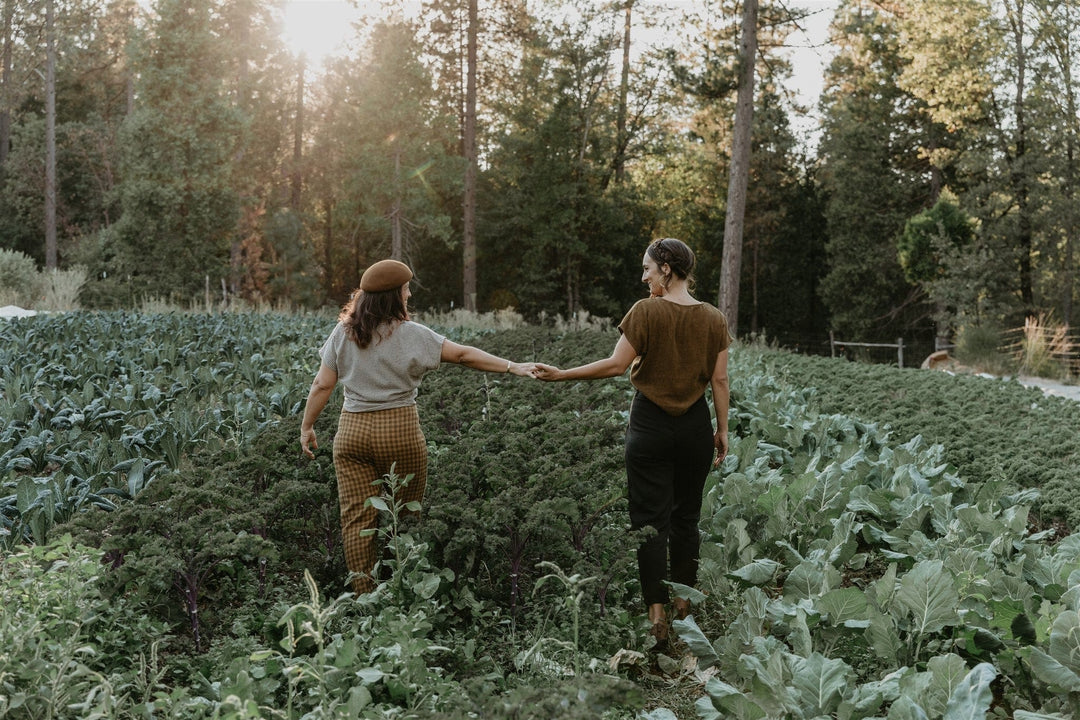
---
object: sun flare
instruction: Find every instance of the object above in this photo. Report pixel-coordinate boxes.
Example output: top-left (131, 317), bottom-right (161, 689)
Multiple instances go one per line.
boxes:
top-left (280, 0), bottom-right (361, 65)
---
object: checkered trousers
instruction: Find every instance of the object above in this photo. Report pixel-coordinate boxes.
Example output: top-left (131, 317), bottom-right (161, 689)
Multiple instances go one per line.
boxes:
top-left (333, 404), bottom-right (428, 594)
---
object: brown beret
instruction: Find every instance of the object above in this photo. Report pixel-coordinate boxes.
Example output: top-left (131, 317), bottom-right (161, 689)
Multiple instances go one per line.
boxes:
top-left (360, 259), bottom-right (412, 292)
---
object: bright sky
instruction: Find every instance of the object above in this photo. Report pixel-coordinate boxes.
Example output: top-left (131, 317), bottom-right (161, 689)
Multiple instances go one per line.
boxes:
top-left (785, 0), bottom-right (840, 147)
top-left (279, 0), bottom-right (366, 65)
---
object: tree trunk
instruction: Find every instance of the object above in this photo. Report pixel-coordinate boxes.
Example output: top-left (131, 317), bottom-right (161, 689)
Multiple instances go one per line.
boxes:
top-left (291, 57), bottom-right (304, 211)
top-left (717, 0), bottom-right (758, 335)
top-left (1064, 121), bottom-right (1077, 330)
top-left (750, 235), bottom-right (758, 335)
top-left (614, 0), bottom-right (632, 185)
top-left (1048, 2), bottom-right (1076, 327)
top-left (0, 0), bottom-right (12, 170)
top-left (1007, 0), bottom-right (1033, 314)
top-left (391, 148), bottom-right (402, 260)
top-left (45, 0), bottom-right (57, 270)
top-left (323, 196), bottom-right (333, 299)
top-left (462, 0), bottom-right (478, 311)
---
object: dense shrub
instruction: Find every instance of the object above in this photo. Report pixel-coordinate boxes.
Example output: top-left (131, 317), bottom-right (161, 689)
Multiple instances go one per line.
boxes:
top-left (61, 412), bottom-right (344, 653)
top-left (0, 536), bottom-right (169, 719)
top-left (0, 248), bottom-right (41, 307)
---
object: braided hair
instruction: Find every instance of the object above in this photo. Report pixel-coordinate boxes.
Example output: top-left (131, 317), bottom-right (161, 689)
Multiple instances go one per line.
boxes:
top-left (646, 238), bottom-right (696, 288)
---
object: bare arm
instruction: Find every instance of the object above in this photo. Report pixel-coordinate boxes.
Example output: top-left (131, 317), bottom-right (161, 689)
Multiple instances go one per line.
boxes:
top-left (711, 349), bottom-right (730, 467)
top-left (300, 364), bottom-right (337, 459)
top-left (534, 334), bottom-right (638, 381)
top-left (441, 340), bottom-right (535, 376)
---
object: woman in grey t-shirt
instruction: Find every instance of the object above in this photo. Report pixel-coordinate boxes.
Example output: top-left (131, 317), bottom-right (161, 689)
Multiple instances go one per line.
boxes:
top-left (300, 259), bottom-right (535, 594)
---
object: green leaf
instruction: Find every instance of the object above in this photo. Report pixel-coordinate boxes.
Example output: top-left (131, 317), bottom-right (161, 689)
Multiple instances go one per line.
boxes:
top-left (640, 710), bottom-right (679, 720)
top-left (356, 667), bottom-right (384, 684)
top-left (970, 628), bottom-right (1005, 654)
top-left (1048, 609), bottom-right (1080, 673)
top-left (867, 612), bottom-right (904, 661)
top-left (413, 573), bottom-right (441, 599)
top-left (700, 677), bottom-right (766, 720)
top-left (729, 558), bottom-right (781, 586)
top-left (783, 561), bottom-right (829, 601)
top-left (908, 653), bottom-right (962, 716)
top-left (870, 563), bottom-right (899, 609)
top-left (817, 588), bottom-right (870, 625)
top-left (839, 668), bottom-right (904, 719)
top-left (668, 582), bottom-right (708, 605)
top-left (942, 662), bottom-right (996, 720)
top-left (789, 609), bottom-right (813, 657)
top-left (1010, 612), bottom-right (1037, 645)
top-left (888, 695), bottom-right (930, 720)
top-left (672, 616), bottom-right (719, 668)
top-left (365, 496), bottom-right (389, 512)
top-left (894, 560), bottom-right (959, 635)
top-left (694, 697), bottom-right (724, 720)
top-left (789, 653), bottom-right (851, 715)
top-left (346, 684), bottom-right (372, 713)
top-left (1014, 711), bottom-right (1072, 719)
top-left (1026, 647), bottom-right (1080, 692)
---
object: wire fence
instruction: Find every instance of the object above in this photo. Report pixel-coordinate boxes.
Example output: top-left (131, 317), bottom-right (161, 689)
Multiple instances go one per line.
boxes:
top-left (767, 321), bottom-right (1079, 379)
top-left (1000, 321), bottom-right (1080, 378)
top-left (763, 331), bottom-right (937, 369)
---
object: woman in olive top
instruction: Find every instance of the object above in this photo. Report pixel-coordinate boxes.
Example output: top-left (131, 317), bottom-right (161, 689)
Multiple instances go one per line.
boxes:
top-left (301, 259), bottom-right (536, 595)
top-left (534, 238), bottom-right (730, 648)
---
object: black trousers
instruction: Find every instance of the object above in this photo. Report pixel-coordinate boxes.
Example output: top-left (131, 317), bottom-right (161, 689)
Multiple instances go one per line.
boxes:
top-left (625, 392), bottom-right (714, 606)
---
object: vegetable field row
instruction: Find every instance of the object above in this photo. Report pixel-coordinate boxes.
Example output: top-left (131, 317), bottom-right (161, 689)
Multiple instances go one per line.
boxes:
top-left (1, 314), bottom-right (1078, 718)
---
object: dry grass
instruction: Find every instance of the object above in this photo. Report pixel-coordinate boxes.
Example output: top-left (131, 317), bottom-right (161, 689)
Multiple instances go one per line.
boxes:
top-left (414, 307), bottom-right (528, 331)
top-left (1015, 315), bottom-right (1075, 380)
top-left (37, 267), bottom-right (87, 311)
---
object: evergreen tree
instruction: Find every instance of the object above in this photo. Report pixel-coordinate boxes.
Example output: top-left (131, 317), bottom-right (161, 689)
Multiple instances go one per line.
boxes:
top-left (0, 0), bottom-right (133, 269)
top-left (817, 1), bottom-right (931, 340)
top-left (1035, 0), bottom-right (1080, 325)
top-left (88, 0), bottom-right (242, 305)
top-left (307, 20), bottom-right (458, 305)
top-left (479, 2), bottom-right (654, 317)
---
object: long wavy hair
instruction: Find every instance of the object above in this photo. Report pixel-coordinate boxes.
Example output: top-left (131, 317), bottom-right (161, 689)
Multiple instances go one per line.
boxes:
top-left (338, 286), bottom-right (409, 349)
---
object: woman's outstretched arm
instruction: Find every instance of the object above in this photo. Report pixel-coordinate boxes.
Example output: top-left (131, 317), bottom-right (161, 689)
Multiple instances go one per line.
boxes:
top-left (441, 339), bottom-right (536, 376)
top-left (534, 334), bottom-right (638, 381)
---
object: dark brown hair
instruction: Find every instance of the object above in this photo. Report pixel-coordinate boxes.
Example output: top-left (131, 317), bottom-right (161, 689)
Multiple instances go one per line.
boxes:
top-left (646, 238), bottom-right (696, 286)
top-left (338, 286), bottom-right (409, 349)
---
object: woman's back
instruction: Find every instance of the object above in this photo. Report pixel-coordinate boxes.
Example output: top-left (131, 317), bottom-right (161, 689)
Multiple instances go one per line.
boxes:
top-left (320, 320), bottom-right (444, 412)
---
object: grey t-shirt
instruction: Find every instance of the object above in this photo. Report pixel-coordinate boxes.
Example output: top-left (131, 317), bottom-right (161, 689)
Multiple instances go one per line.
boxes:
top-left (319, 321), bottom-right (445, 412)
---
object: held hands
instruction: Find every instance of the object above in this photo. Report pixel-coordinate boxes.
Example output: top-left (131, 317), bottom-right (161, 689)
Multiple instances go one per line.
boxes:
top-left (507, 361), bottom-right (539, 377)
top-left (506, 360), bottom-right (561, 380)
top-left (531, 363), bottom-right (562, 381)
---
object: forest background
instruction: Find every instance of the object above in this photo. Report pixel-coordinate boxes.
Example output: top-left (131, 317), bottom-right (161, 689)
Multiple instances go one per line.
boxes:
top-left (3, 0), bottom-right (1080, 361)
